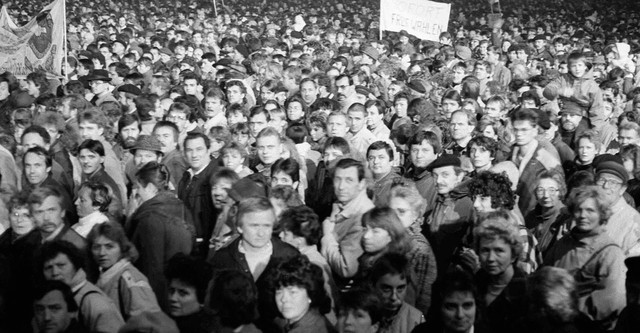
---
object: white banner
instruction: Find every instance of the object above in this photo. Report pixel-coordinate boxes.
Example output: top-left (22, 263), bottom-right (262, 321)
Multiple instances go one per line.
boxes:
top-left (0, 0), bottom-right (65, 78)
top-left (380, 0), bottom-right (451, 42)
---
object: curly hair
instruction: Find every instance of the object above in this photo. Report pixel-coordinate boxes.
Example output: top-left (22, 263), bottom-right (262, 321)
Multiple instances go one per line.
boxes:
top-left (270, 254), bottom-right (332, 315)
top-left (279, 206), bottom-right (321, 246)
top-left (565, 185), bottom-right (611, 223)
top-left (467, 135), bottom-right (499, 159)
top-left (468, 171), bottom-right (516, 210)
top-left (473, 210), bottom-right (523, 262)
top-left (165, 253), bottom-right (212, 303)
top-left (77, 181), bottom-right (112, 213)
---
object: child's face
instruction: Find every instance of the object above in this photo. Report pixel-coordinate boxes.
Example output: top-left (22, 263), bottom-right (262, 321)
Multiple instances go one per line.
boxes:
top-left (222, 150), bottom-right (244, 170)
top-left (233, 132), bottom-right (250, 146)
top-left (569, 60), bottom-right (587, 77)
top-left (310, 125), bottom-right (326, 142)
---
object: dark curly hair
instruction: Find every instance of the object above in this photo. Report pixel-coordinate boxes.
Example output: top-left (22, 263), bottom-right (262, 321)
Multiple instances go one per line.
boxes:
top-left (270, 254), bottom-right (331, 315)
top-left (165, 253), bottom-right (212, 303)
top-left (279, 206), bottom-right (321, 246)
top-left (468, 171), bottom-right (515, 210)
top-left (467, 135), bottom-right (499, 159)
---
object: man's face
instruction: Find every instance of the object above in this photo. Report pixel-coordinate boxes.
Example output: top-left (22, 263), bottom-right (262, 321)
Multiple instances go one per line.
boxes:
top-left (154, 126), bottom-right (178, 154)
top-left (534, 39), bottom-right (546, 50)
top-left (238, 209), bottom-right (275, 249)
top-left (300, 81), bottom-right (318, 105)
top-left (366, 105), bottom-right (383, 129)
top-left (120, 122), bottom-right (140, 149)
top-left (441, 291), bottom-right (476, 333)
top-left (516, 49), bottom-right (528, 62)
top-left (27, 80), bottom-right (39, 97)
top-left (453, 67), bottom-right (466, 84)
top-left (22, 132), bottom-right (48, 150)
top-left (43, 253), bottom-right (77, 285)
top-left (90, 80), bottom-right (108, 95)
top-left (256, 135), bottom-right (282, 166)
top-left (469, 143), bottom-right (493, 170)
top-left (78, 148), bottom-right (104, 175)
top-left (184, 137), bottom-right (211, 171)
top-left (34, 290), bottom-right (73, 333)
top-left (367, 149), bottom-right (392, 177)
top-left (484, 102), bottom-right (502, 119)
top-left (183, 79), bottom-right (198, 95)
top-left (249, 113), bottom-right (269, 138)
top-left (286, 101), bottom-right (305, 122)
top-left (204, 97), bottom-right (225, 117)
top-left (433, 165), bottom-right (463, 195)
top-left (335, 77), bottom-right (354, 101)
top-left (134, 149), bottom-right (161, 168)
top-left (375, 273), bottom-right (406, 312)
top-left (512, 120), bottom-right (537, 147)
top-left (449, 112), bottom-right (473, 141)
top-left (333, 166), bottom-right (364, 204)
top-left (167, 111), bottom-right (189, 132)
top-left (619, 129), bottom-right (640, 147)
top-left (473, 65), bottom-right (489, 80)
top-left (569, 60), bottom-right (587, 78)
top-left (560, 113), bottom-right (582, 132)
top-left (24, 152), bottom-right (51, 185)
top-left (31, 196), bottom-right (65, 236)
top-left (327, 115), bottom-right (349, 138)
top-left (348, 110), bottom-right (366, 134)
top-left (78, 121), bottom-right (104, 141)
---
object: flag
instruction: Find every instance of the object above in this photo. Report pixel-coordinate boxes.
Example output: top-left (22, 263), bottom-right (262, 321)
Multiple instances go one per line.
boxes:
top-left (0, 0), bottom-right (65, 78)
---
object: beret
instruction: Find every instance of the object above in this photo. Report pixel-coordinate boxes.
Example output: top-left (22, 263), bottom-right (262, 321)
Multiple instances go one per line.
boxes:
top-left (426, 154), bottom-right (461, 172)
top-left (559, 100), bottom-right (584, 116)
top-left (290, 31), bottom-right (303, 39)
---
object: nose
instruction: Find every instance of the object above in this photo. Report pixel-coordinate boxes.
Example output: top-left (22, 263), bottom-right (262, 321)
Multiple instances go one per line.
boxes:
top-left (168, 291), bottom-right (178, 302)
top-left (44, 309), bottom-right (53, 321)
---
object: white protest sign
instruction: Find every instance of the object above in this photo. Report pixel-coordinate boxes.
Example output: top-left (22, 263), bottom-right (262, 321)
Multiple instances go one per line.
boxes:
top-left (380, 0), bottom-right (451, 42)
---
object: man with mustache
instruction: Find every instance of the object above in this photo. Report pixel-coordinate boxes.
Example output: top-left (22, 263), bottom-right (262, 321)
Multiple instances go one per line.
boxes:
top-left (558, 100), bottom-right (589, 150)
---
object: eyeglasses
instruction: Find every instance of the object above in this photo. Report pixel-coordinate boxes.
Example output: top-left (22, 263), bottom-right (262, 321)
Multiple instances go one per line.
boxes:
top-left (535, 187), bottom-right (559, 196)
top-left (595, 177), bottom-right (624, 189)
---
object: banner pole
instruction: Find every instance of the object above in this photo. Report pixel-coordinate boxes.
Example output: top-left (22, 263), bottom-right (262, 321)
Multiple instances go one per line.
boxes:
top-left (63, 0), bottom-right (68, 82)
top-left (213, 0), bottom-right (217, 17)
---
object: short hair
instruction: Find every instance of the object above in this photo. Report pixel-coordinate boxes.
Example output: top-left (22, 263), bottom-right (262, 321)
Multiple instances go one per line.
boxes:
top-left (184, 131), bottom-right (211, 149)
top-left (38, 240), bottom-right (86, 272)
top-left (34, 112), bottom-right (66, 132)
top-left (168, 102), bottom-right (191, 116)
top-left (7, 191), bottom-right (30, 212)
top-left (566, 51), bottom-right (586, 66)
top-left (619, 121), bottom-right (640, 137)
top-left (279, 206), bottom-right (321, 246)
top-left (451, 109), bottom-right (478, 127)
top-left (208, 269), bottom-right (258, 327)
top-left (28, 185), bottom-right (64, 207)
top-left (269, 254), bottom-right (332, 314)
top-left (362, 207), bottom-right (412, 254)
top-left (369, 252), bottom-right (412, 284)
top-left (78, 109), bottom-right (109, 128)
top-left (575, 129), bottom-right (602, 153)
top-left (165, 253), bottom-right (212, 303)
top-left (117, 113), bottom-right (140, 133)
top-left (566, 185), bottom-right (611, 222)
top-left (209, 126), bottom-right (232, 145)
top-left (473, 210), bottom-right (524, 261)
top-left (27, 71), bottom-right (50, 95)
top-left (22, 125), bottom-right (51, 145)
top-left (152, 121), bottom-right (180, 143)
top-left (526, 267), bottom-right (578, 323)
top-left (33, 280), bottom-right (78, 312)
top-left (78, 139), bottom-right (105, 157)
top-left (24, 146), bottom-right (53, 168)
top-left (485, 95), bottom-right (506, 111)
top-left (367, 141), bottom-right (394, 160)
top-left (408, 130), bottom-right (442, 154)
top-left (209, 168), bottom-right (240, 187)
top-left (77, 181), bottom-right (112, 212)
top-left (87, 222), bottom-right (138, 262)
top-left (256, 127), bottom-right (281, 142)
top-left (230, 122), bottom-right (250, 136)
top-left (436, 269), bottom-right (478, 302)
top-left (337, 288), bottom-right (383, 326)
top-left (236, 197), bottom-right (275, 227)
top-left (221, 141), bottom-right (248, 158)
top-left (323, 136), bottom-right (350, 155)
top-left (334, 158), bottom-right (365, 181)
top-left (536, 171), bottom-right (567, 199)
top-left (249, 105), bottom-right (271, 122)
top-left (469, 171), bottom-right (516, 210)
top-left (270, 158), bottom-right (300, 183)
top-left (510, 107), bottom-right (539, 126)
top-left (135, 161), bottom-right (171, 191)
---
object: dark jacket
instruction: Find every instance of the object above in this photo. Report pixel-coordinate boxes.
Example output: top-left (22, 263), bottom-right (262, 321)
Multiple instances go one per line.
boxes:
top-left (403, 165), bottom-right (437, 216)
top-left (209, 237), bottom-right (299, 333)
top-left (178, 160), bottom-right (218, 257)
top-left (476, 268), bottom-right (528, 333)
top-left (127, 191), bottom-right (194, 311)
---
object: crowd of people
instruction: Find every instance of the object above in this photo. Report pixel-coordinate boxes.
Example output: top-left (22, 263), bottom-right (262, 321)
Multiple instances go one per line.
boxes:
top-left (2, 0), bottom-right (640, 332)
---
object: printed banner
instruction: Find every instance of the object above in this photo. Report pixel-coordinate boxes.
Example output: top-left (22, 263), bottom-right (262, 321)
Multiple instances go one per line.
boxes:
top-left (380, 0), bottom-right (451, 42)
top-left (0, 0), bottom-right (65, 78)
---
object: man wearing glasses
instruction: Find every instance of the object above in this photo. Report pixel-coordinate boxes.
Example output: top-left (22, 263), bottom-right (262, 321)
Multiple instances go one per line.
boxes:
top-left (594, 158), bottom-right (640, 257)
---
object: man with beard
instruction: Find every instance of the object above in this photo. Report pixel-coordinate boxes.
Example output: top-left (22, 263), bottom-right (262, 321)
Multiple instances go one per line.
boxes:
top-left (558, 100), bottom-right (590, 150)
top-left (113, 114), bottom-right (141, 162)
top-left (153, 121), bottom-right (187, 189)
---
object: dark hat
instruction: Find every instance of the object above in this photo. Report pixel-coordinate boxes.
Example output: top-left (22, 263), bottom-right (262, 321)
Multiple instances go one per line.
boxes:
top-left (290, 31), bottom-right (303, 39)
top-left (130, 135), bottom-right (163, 155)
top-left (117, 84), bottom-right (142, 96)
top-left (625, 256), bottom-right (640, 282)
top-left (559, 100), bottom-right (584, 116)
top-left (595, 160), bottom-right (629, 183)
top-left (533, 34), bottom-right (547, 41)
top-left (426, 154), bottom-right (461, 172)
top-left (593, 153), bottom-right (624, 167)
top-left (228, 178), bottom-right (268, 202)
top-left (118, 311), bottom-right (179, 333)
top-left (338, 46), bottom-right (351, 54)
top-left (213, 58), bottom-right (234, 68)
top-left (86, 69), bottom-right (112, 82)
top-left (361, 46), bottom-right (380, 61)
top-left (407, 79), bottom-right (427, 94)
top-left (113, 39), bottom-right (128, 48)
top-left (399, 30), bottom-right (411, 38)
top-left (227, 63), bottom-right (247, 74)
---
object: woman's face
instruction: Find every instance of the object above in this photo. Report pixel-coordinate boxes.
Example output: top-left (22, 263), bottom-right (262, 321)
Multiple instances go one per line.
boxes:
top-left (276, 285), bottom-right (311, 322)
top-left (478, 236), bottom-right (514, 276)
top-left (441, 291), bottom-right (476, 333)
top-left (91, 235), bottom-right (122, 269)
top-left (577, 138), bottom-right (597, 164)
top-left (337, 308), bottom-right (378, 333)
top-left (168, 279), bottom-right (200, 317)
top-left (271, 170), bottom-right (296, 188)
top-left (573, 198), bottom-right (602, 233)
top-left (9, 207), bottom-right (35, 236)
top-left (389, 197), bottom-right (418, 228)
top-left (74, 187), bottom-right (96, 218)
top-left (362, 225), bottom-right (392, 253)
top-left (535, 178), bottom-right (561, 208)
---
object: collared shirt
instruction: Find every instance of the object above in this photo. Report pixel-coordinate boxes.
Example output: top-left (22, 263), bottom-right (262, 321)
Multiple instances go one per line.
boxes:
top-left (239, 240), bottom-right (273, 280)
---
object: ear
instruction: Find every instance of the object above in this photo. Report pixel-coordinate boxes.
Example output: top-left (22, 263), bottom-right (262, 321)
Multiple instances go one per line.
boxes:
top-left (99, 156), bottom-right (105, 165)
top-left (45, 166), bottom-right (52, 174)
